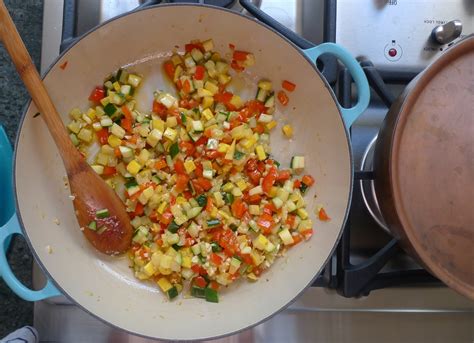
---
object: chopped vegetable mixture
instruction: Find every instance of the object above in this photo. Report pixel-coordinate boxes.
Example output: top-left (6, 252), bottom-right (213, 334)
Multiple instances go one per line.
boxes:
top-left (67, 39), bottom-right (326, 303)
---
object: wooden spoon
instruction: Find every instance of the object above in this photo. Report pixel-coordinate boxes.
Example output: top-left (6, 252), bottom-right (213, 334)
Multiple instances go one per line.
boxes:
top-left (0, 0), bottom-right (132, 255)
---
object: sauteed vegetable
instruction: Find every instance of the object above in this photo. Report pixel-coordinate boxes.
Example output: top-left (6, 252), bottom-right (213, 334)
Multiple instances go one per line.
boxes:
top-left (67, 39), bottom-right (319, 303)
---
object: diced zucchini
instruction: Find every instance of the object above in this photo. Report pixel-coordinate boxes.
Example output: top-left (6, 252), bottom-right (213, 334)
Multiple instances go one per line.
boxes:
top-left (256, 88), bottom-right (268, 102)
top-left (128, 74), bottom-right (142, 88)
top-left (202, 39), bottom-right (214, 52)
top-left (279, 229), bottom-right (294, 245)
top-left (111, 123), bottom-right (125, 139)
top-left (191, 48), bottom-right (204, 62)
top-left (264, 95), bottom-right (275, 108)
top-left (186, 207), bottom-right (202, 219)
top-left (192, 120), bottom-right (204, 132)
top-left (96, 208), bottom-right (110, 218)
top-left (205, 287), bottom-right (219, 303)
top-left (169, 142), bottom-right (179, 159)
top-left (291, 156), bottom-right (305, 172)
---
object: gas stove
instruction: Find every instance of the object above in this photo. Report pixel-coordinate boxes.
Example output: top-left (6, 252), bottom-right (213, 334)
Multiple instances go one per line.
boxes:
top-left (35, 1), bottom-right (473, 341)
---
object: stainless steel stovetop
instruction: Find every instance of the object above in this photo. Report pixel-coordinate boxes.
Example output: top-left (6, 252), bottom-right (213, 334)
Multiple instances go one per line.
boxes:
top-left (35, 1), bottom-right (474, 342)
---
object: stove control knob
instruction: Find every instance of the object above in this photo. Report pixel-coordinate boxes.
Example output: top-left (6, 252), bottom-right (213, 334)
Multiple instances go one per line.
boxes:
top-left (431, 20), bottom-right (462, 45)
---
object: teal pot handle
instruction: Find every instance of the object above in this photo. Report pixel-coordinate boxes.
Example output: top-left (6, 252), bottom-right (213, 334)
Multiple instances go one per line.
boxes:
top-left (0, 125), bottom-right (61, 301)
top-left (304, 43), bottom-right (370, 128)
top-left (0, 214), bottom-right (61, 301)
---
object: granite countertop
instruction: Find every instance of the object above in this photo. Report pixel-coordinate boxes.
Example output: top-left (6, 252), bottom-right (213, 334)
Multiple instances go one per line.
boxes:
top-left (0, 0), bottom-right (43, 338)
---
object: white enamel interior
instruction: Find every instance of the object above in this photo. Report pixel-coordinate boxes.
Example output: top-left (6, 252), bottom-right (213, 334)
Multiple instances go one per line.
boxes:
top-left (15, 5), bottom-right (351, 340)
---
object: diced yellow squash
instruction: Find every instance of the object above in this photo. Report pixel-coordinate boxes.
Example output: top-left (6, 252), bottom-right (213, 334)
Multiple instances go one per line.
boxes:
top-left (152, 119), bottom-right (165, 132)
top-left (77, 128), bottom-right (93, 142)
top-left (86, 108), bottom-right (96, 119)
top-left (202, 96), bottom-right (214, 109)
top-left (157, 277), bottom-right (173, 292)
top-left (258, 80), bottom-right (273, 91)
top-left (201, 108), bottom-right (214, 121)
top-left (171, 54), bottom-right (182, 66)
top-left (236, 180), bottom-right (247, 191)
top-left (163, 127), bottom-right (177, 141)
top-left (91, 165), bottom-right (104, 175)
top-left (225, 139), bottom-right (236, 160)
top-left (222, 182), bottom-right (234, 192)
top-left (137, 149), bottom-right (150, 164)
top-left (218, 74), bottom-right (231, 85)
top-left (143, 261), bottom-right (156, 277)
top-left (253, 234), bottom-right (269, 250)
top-left (241, 137), bottom-right (257, 150)
top-left (96, 153), bottom-right (109, 166)
top-left (202, 39), bottom-right (214, 52)
top-left (229, 95), bottom-right (243, 109)
top-left (182, 256), bottom-right (192, 269)
top-left (147, 128), bottom-right (163, 147)
top-left (266, 121), bottom-right (277, 131)
top-left (204, 81), bottom-right (219, 95)
top-left (175, 196), bottom-right (186, 205)
top-left (255, 145), bottom-right (266, 161)
top-left (213, 192), bottom-right (225, 207)
top-left (184, 160), bottom-right (196, 174)
top-left (217, 143), bottom-right (230, 153)
top-left (197, 88), bottom-right (213, 98)
top-left (107, 135), bottom-right (122, 148)
top-left (297, 208), bottom-right (309, 220)
top-left (249, 205), bottom-right (260, 215)
top-left (157, 201), bottom-right (168, 214)
top-left (126, 160), bottom-right (142, 175)
top-left (282, 124), bottom-right (293, 138)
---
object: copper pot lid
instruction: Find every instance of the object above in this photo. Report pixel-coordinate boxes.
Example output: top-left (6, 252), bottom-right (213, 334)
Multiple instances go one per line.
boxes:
top-left (389, 36), bottom-right (474, 298)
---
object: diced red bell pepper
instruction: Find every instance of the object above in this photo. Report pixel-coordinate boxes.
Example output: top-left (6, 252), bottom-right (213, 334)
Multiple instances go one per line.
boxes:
top-left (214, 91), bottom-right (233, 104)
top-left (282, 80), bottom-right (296, 92)
top-left (318, 207), bottom-right (331, 221)
top-left (230, 59), bottom-right (245, 72)
top-left (302, 175), bottom-right (315, 187)
top-left (179, 141), bottom-right (195, 157)
top-left (96, 128), bottom-right (109, 145)
top-left (277, 170), bottom-right (292, 182)
top-left (185, 43), bottom-right (203, 53)
top-left (163, 61), bottom-right (175, 79)
top-left (206, 197), bottom-right (213, 213)
top-left (286, 214), bottom-right (296, 228)
top-left (194, 177), bottom-right (213, 191)
top-left (231, 198), bottom-right (247, 219)
top-left (233, 50), bottom-right (250, 61)
top-left (160, 211), bottom-right (173, 225)
top-left (262, 167), bottom-right (278, 194)
top-left (152, 100), bottom-right (167, 118)
top-left (175, 174), bottom-right (189, 192)
top-left (277, 90), bottom-right (289, 106)
top-left (154, 159), bottom-right (167, 170)
top-left (246, 100), bottom-right (266, 116)
top-left (134, 202), bottom-right (144, 216)
top-left (210, 253), bottom-right (223, 266)
top-left (88, 86), bottom-right (105, 103)
top-left (173, 158), bottom-right (186, 175)
top-left (257, 213), bottom-right (275, 234)
top-left (102, 166), bottom-right (116, 176)
top-left (194, 65), bottom-right (205, 80)
top-left (193, 276), bottom-right (208, 288)
top-left (120, 117), bottom-right (132, 133)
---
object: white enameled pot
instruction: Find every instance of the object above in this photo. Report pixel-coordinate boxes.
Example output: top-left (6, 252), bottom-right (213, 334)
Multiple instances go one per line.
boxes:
top-left (0, 4), bottom-right (369, 340)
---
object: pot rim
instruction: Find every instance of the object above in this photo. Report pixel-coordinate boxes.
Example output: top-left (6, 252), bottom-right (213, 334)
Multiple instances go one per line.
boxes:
top-left (12, 3), bottom-right (355, 340)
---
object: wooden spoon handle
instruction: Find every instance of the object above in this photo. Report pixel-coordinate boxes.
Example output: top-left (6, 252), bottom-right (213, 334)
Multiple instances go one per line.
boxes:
top-left (0, 0), bottom-right (80, 169)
